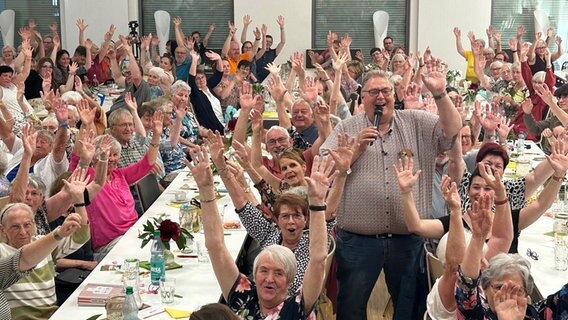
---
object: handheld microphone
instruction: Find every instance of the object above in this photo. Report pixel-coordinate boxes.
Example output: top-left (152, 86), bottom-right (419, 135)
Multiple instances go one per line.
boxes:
top-left (370, 104), bottom-right (385, 146)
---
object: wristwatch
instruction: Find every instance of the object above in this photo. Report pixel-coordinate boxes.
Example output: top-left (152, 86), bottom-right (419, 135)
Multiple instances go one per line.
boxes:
top-left (52, 226), bottom-right (63, 241)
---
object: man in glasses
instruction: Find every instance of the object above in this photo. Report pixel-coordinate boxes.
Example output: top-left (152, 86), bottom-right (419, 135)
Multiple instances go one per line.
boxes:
top-left (321, 69), bottom-right (461, 320)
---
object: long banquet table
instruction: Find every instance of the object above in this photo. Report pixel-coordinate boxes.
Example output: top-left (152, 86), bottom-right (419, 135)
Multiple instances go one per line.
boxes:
top-left (50, 169), bottom-right (248, 319)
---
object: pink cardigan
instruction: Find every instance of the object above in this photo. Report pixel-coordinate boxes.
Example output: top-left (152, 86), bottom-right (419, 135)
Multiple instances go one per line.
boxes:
top-left (70, 153), bottom-right (153, 250)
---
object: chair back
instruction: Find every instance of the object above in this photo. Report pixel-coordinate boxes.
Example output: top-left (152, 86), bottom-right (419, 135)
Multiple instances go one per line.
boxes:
top-left (0, 196), bottom-right (10, 209)
top-left (135, 174), bottom-right (161, 212)
top-left (322, 237), bottom-right (336, 288)
top-left (425, 248), bottom-right (444, 290)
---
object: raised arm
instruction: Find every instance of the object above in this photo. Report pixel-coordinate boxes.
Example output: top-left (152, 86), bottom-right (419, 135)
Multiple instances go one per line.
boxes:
top-left (52, 101), bottom-right (70, 163)
top-left (453, 27), bottom-right (466, 58)
top-left (147, 111), bottom-right (163, 166)
top-left (108, 48), bottom-right (125, 88)
top-left (8, 124), bottom-right (36, 203)
top-left (203, 24), bottom-right (215, 48)
top-left (189, 146), bottom-right (239, 300)
top-left (250, 109), bottom-right (282, 191)
top-left (527, 32), bottom-right (540, 65)
top-left (519, 141), bottom-right (568, 229)
top-left (394, 156), bottom-right (445, 239)
top-left (124, 92), bottom-right (146, 137)
top-left (232, 82), bottom-right (256, 144)
top-left (461, 194), bottom-right (493, 279)
top-left (254, 24), bottom-right (267, 60)
top-left (275, 16), bottom-right (286, 55)
top-left (173, 17), bottom-right (187, 54)
top-left (240, 15), bottom-right (251, 44)
top-left (222, 21), bottom-right (237, 58)
top-left (84, 39), bottom-right (93, 72)
top-left (76, 19), bottom-right (88, 47)
top-left (301, 155), bottom-right (337, 313)
top-left (120, 35), bottom-right (143, 87)
top-left (422, 59), bottom-right (462, 137)
top-left (59, 62), bottom-right (78, 93)
top-left (326, 133), bottom-right (354, 220)
top-left (486, 25), bottom-right (495, 49)
top-left (551, 36), bottom-right (563, 61)
top-left (98, 24), bottom-right (116, 62)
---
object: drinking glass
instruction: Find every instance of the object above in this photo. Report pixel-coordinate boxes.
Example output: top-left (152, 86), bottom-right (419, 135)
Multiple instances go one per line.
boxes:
top-left (196, 239), bottom-right (209, 263)
top-left (160, 278), bottom-right (176, 304)
top-left (105, 295), bottom-right (125, 320)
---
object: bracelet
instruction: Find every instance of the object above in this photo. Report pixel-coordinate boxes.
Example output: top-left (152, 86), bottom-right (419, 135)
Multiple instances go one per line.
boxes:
top-left (512, 50), bottom-right (518, 53)
top-left (201, 197), bottom-right (217, 204)
top-left (432, 91), bottom-right (447, 100)
top-left (74, 203), bottom-right (86, 208)
top-left (52, 226), bottom-right (63, 241)
top-left (255, 38), bottom-right (261, 41)
top-left (309, 204), bottom-right (327, 211)
top-left (552, 175), bottom-right (564, 182)
top-left (150, 142), bottom-right (159, 148)
top-left (419, 64), bottom-right (425, 67)
top-left (321, 78), bottom-right (331, 82)
top-left (338, 169), bottom-right (351, 177)
top-left (59, 121), bottom-right (70, 129)
top-left (494, 198), bottom-right (509, 205)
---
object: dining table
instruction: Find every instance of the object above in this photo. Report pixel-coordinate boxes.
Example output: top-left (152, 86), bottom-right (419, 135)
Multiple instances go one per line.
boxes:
top-left (49, 168), bottom-right (249, 319)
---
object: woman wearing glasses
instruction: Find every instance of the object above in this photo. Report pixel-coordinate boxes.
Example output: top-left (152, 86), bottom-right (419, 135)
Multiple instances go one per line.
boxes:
top-left (24, 58), bottom-right (58, 100)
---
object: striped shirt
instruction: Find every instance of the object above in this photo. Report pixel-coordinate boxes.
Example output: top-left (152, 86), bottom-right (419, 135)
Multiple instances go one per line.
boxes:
top-left (0, 224), bottom-right (90, 320)
top-left (321, 111), bottom-right (455, 235)
top-left (0, 249), bottom-right (32, 320)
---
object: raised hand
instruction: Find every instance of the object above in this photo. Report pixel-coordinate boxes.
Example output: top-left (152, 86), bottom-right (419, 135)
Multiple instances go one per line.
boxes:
top-left (140, 35), bottom-right (150, 50)
top-left (313, 99), bottom-right (330, 129)
top-left (232, 140), bottom-right (252, 169)
top-left (76, 19), bottom-right (88, 31)
top-left (441, 175), bottom-right (461, 210)
top-left (494, 281), bottom-right (528, 320)
top-left (496, 117), bottom-right (514, 142)
top-left (452, 27), bottom-right (461, 38)
top-left (486, 25), bottom-right (494, 38)
top-left (77, 128), bottom-right (96, 162)
top-left (545, 140), bottom-right (568, 178)
top-left (63, 167), bottom-right (91, 203)
top-left (185, 146), bottom-right (214, 188)
top-left (173, 17), bottom-right (182, 27)
top-left (332, 52), bottom-right (349, 72)
top-left (59, 213), bottom-right (83, 237)
top-left (18, 27), bottom-right (32, 41)
top-left (313, 63), bottom-right (328, 81)
top-left (69, 62), bottom-right (79, 75)
top-left (421, 58), bottom-right (447, 96)
top-left (49, 22), bottom-right (59, 33)
top-left (394, 156), bottom-right (422, 193)
top-left (205, 130), bottom-right (226, 169)
top-left (403, 82), bottom-right (421, 110)
top-left (253, 27), bottom-right (261, 40)
top-left (21, 123), bottom-right (37, 156)
top-left (305, 155), bottom-right (338, 204)
top-left (520, 98), bottom-right (533, 114)
top-left (249, 109), bottom-right (263, 133)
top-left (533, 83), bottom-right (555, 106)
top-left (276, 16), bottom-right (285, 27)
top-left (54, 99), bottom-right (69, 124)
top-left (299, 76), bottom-right (318, 104)
top-left (84, 38), bottom-right (93, 50)
top-left (228, 21), bottom-right (237, 35)
top-left (28, 19), bottom-right (37, 30)
top-left (104, 24), bottom-right (116, 42)
top-left (239, 81), bottom-right (254, 111)
top-left (327, 133), bottom-right (355, 173)
top-left (77, 98), bottom-right (96, 125)
top-left (243, 14), bottom-right (252, 26)
top-left (467, 193), bottom-right (493, 238)
top-left (509, 38), bottom-right (518, 51)
top-left (208, 24), bottom-right (216, 32)
top-left (478, 162), bottom-right (505, 197)
top-left (124, 92), bottom-right (137, 114)
top-left (205, 50), bottom-right (221, 61)
top-left (265, 62), bottom-right (281, 75)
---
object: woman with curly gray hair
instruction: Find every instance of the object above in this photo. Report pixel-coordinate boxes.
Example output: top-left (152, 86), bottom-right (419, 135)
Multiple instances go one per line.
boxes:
top-left (455, 193), bottom-right (568, 319)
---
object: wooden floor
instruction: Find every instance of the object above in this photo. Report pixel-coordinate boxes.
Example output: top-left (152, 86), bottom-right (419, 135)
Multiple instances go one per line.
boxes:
top-left (367, 271), bottom-right (394, 320)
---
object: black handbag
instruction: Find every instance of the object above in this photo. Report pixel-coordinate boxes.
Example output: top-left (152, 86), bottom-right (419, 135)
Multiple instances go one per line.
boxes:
top-left (55, 268), bottom-right (91, 285)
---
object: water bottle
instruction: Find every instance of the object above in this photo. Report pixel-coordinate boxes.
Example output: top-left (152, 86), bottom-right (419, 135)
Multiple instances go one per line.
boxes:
top-left (150, 230), bottom-right (165, 285)
top-left (554, 212), bottom-right (568, 271)
top-left (122, 286), bottom-right (138, 320)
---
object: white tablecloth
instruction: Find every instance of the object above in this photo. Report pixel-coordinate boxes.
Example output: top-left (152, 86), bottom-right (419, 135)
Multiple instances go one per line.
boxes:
top-left (50, 169), bottom-right (248, 319)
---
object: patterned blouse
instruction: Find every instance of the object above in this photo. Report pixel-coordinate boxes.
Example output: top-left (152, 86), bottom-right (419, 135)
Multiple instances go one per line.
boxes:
top-left (35, 201), bottom-right (52, 236)
top-left (159, 126), bottom-right (186, 174)
top-left (458, 171), bottom-right (527, 211)
top-left (236, 202), bottom-right (335, 294)
top-left (228, 273), bottom-right (316, 320)
top-left (456, 267), bottom-right (568, 319)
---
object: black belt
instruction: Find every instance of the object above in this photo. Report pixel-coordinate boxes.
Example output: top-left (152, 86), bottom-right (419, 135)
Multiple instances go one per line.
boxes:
top-left (341, 229), bottom-right (402, 238)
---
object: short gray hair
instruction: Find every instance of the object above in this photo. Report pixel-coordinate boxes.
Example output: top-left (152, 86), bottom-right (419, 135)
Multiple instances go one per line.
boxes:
top-left (93, 134), bottom-right (121, 159)
top-left (489, 60), bottom-right (503, 70)
top-left (480, 253), bottom-right (534, 295)
top-left (253, 244), bottom-right (297, 286)
top-left (362, 70), bottom-right (392, 89)
top-left (532, 71), bottom-right (546, 83)
top-left (108, 108), bottom-right (133, 127)
top-left (170, 80), bottom-right (191, 96)
top-left (27, 174), bottom-right (47, 196)
top-left (0, 203), bottom-right (36, 241)
top-left (36, 130), bottom-right (55, 145)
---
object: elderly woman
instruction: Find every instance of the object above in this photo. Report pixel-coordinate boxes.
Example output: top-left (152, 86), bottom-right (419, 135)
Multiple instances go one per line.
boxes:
top-left (147, 66), bottom-right (169, 99)
top-left (188, 50), bottom-right (225, 133)
top-left (69, 110), bottom-right (162, 257)
top-left (455, 195), bottom-right (568, 319)
top-left (188, 146), bottom-right (331, 319)
top-left (0, 209), bottom-right (83, 318)
top-left (0, 169), bottom-right (90, 319)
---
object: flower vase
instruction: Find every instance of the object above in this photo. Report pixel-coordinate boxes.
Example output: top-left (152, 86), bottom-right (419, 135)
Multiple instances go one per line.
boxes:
top-left (164, 248), bottom-right (175, 266)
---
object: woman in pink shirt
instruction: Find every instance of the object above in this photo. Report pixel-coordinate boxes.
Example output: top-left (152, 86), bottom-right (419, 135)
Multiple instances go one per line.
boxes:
top-left (70, 107), bottom-right (164, 258)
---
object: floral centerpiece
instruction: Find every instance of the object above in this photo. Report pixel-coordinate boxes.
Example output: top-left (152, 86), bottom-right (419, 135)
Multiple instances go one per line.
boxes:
top-left (461, 80), bottom-right (480, 104)
top-left (138, 214), bottom-right (193, 251)
top-left (446, 69), bottom-right (463, 89)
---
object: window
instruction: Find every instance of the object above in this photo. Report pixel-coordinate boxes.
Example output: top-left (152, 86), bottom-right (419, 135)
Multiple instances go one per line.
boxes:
top-left (140, 0), bottom-right (233, 51)
top-left (312, 0), bottom-right (408, 58)
top-left (0, 0), bottom-right (60, 49)
top-left (492, 0), bottom-right (568, 68)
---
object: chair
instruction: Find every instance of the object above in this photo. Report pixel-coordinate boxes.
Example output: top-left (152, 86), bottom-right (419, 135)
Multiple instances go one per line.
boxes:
top-left (0, 196), bottom-right (10, 209)
top-left (135, 174), bottom-right (161, 212)
top-left (425, 245), bottom-right (444, 291)
top-left (322, 237), bottom-right (336, 288)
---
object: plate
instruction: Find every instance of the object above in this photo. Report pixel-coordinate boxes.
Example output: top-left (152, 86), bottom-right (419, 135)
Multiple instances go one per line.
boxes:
top-left (171, 199), bottom-right (189, 204)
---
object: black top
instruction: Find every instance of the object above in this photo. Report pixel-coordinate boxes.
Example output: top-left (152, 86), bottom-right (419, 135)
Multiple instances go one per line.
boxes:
top-left (188, 70), bottom-right (224, 134)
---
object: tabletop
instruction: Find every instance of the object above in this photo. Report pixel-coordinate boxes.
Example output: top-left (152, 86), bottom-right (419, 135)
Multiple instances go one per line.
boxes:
top-left (50, 169), bottom-right (248, 319)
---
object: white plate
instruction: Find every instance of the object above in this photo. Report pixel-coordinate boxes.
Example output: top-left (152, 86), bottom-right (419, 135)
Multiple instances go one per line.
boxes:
top-left (171, 199), bottom-right (189, 204)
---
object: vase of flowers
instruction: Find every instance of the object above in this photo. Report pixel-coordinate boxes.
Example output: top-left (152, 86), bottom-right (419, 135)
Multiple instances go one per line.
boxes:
top-left (138, 215), bottom-right (193, 264)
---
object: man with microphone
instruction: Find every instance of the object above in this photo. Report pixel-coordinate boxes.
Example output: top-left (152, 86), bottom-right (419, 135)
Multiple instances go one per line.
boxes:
top-left (321, 65), bottom-right (461, 320)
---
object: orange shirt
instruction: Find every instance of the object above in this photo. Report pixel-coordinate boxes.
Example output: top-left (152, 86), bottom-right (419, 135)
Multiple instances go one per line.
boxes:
top-left (228, 52), bottom-right (253, 75)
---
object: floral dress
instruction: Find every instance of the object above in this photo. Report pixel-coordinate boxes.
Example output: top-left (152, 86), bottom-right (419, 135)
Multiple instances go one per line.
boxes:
top-left (455, 267), bottom-right (568, 319)
top-left (180, 111), bottom-right (200, 144)
top-left (159, 126), bottom-right (186, 174)
top-left (228, 273), bottom-right (316, 320)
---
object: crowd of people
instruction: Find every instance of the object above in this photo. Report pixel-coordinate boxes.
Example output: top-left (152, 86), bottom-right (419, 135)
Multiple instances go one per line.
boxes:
top-left (1, 12), bottom-right (568, 320)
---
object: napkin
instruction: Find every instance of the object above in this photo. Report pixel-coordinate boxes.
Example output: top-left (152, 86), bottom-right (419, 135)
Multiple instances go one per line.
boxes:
top-left (165, 308), bottom-right (191, 318)
top-left (139, 260), bottom-right (183, 271)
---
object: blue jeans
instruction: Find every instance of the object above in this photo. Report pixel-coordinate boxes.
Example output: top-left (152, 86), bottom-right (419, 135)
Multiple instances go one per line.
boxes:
top-left (335, 229), bottom-right (426, 320)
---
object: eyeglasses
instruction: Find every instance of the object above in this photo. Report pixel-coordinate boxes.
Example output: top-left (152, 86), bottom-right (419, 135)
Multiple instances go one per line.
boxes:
top-left (114, 122), bottom-right (134, 129)
top-left (461, 135), bottom-right (473, 140)
top-left (267, 137), bottom-right (289, 146)
top-left (536, 47), bottom-right (547, 50)
top-left (363, 88), bottom-right (393, 97)
top-left (41, 65), bottom-right (53, 69)
top-left (526, 248), bottom-right (539, 261)
top-left (491, 283), bottom-right (527, 296)
top-left (279, 213), bottom-right (304, 221)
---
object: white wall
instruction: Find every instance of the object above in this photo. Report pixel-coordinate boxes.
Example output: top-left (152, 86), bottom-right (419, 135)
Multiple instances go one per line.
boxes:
top-left (234, 0), bottom-right (311, 65)
top-left (416, 0), bottom-right (492, 72)
top-left (60, 0), bottom-right (137, 52)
